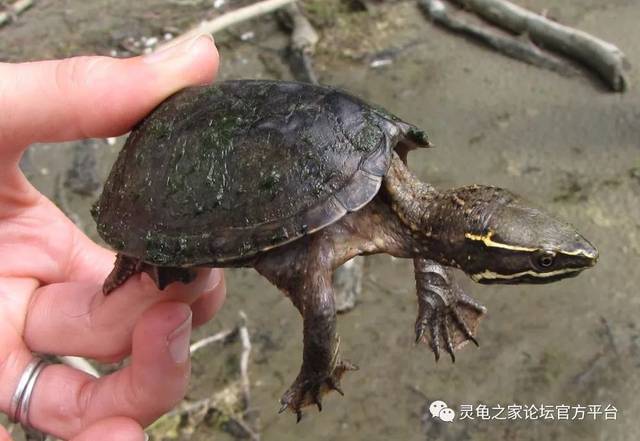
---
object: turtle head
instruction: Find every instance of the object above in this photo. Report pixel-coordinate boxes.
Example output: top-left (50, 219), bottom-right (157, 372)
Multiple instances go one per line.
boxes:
top-left (437, 186), bottom-right (598, 284)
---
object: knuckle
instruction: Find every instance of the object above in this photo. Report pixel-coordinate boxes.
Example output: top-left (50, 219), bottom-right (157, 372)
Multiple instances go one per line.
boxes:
top-left (73, 377), bottom-right (97, 429)
top-left (54, 57), bottom-right (86, 94)
top-left (53, 56), bottom-right (108, 93)
top-left (52, 56), bottom-right (114, 138)
top-left (121, 376), bottom-right (180, 421)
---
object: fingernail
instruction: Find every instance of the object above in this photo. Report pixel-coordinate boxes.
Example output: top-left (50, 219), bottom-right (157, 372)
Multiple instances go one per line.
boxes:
top-left (144, 433), bottom-right (149, 441)
top-left (144, 33), bottom-right (213, 65)
top-left (168, 310), bottom-right (192, 364)
top-left (207, 269), bottom-right (223, 291)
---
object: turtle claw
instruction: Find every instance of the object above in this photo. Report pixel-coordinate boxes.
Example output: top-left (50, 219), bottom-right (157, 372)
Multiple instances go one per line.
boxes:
top-left (443, 315), bottom-right (456, 363)
top-left (444, 338), bottom-right (456, 363)
top-left (279, 360), bottom-right (357, 421)
top-left (414, 271), bottom-right (486, 361)
top-left (328, 376), bottom-right (346, 396)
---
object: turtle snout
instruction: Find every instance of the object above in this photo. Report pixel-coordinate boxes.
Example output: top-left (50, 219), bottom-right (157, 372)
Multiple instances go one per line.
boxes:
top-left (584, 242), bottom-right (598, 266)
top-left (573, 234), bottom-right (598, 267)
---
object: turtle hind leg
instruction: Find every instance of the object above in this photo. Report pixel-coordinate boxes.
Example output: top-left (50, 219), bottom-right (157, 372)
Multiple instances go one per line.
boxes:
top-left (413, 259), bottom-right (487, 362)
top-left (103, 253), bottom-right (197, 295)
top-left (254, 240), bottom-right (359, 421)
top-left (276, 269), bottom-right (357, 421)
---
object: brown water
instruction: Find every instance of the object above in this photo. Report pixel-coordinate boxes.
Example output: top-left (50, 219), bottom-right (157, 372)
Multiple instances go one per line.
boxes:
top-left (2, 1), bottom-right (639, 440)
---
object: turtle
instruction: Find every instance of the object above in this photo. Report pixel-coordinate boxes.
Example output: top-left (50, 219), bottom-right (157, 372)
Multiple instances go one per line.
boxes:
top-left (92, 79), bottom-right (598, 421)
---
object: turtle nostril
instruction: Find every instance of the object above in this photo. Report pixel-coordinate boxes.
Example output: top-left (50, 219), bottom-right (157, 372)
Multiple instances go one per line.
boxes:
top-left (580, 240), bottom-right (598, 265)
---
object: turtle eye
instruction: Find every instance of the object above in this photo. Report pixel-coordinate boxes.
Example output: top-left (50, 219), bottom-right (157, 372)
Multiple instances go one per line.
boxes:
top-left (537, 252), bottom-right (556, 268)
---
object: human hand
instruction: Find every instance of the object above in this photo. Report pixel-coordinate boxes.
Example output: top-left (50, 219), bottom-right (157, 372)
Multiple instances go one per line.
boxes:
top-left (0, 34), bottom-right (224, 441)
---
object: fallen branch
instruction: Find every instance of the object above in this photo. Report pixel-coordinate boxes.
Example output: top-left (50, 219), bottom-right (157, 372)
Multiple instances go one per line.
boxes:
top-left (286, 3), bottom-right (318, 54)
top-left (0, 0), bottom-right (33, 28)
top-left (281, 2), bottom-right (320, 84)
top-left (452, 0), bottom-right (629, 91)
top-left (162, 0), bottom-right (296, 47)
top-left (419, 0), bottom-right (575, 76)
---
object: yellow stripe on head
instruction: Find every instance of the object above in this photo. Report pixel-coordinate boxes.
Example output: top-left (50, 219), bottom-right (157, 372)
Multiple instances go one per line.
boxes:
top-left (471, 267), bottom-right (582, 282)
top-left (464, 231), bottom-right (538, 253)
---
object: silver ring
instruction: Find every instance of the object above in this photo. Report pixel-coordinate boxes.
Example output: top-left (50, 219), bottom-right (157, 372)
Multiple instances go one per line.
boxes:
top-left (9, 357), bottom-right (48, 426)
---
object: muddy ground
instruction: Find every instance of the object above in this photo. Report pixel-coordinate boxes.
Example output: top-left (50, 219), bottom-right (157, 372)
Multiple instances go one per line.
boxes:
top-left (1, 0), bottom-right (639, 440)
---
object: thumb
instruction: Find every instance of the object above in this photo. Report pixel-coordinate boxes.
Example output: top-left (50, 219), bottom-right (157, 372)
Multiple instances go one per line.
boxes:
top-left (0, 33), bottom-right (218, 151)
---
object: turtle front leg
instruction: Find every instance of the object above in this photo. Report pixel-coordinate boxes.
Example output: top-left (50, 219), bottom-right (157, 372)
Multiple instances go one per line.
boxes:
top-left (413, 258), bottom-right (487, 362)
top-left (255, 252), bottom-right (357, 422)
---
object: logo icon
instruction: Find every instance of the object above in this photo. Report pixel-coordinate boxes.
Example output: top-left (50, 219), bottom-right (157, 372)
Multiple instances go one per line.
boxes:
top-left (429, 400), bottom-right (455, 422)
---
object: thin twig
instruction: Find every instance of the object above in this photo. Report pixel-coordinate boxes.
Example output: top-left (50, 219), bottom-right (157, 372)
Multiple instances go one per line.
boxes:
top-left (165, 397), bottom-right (211, 417)
top-left (230, 414), bottom-right (261, 441)
top-left (59, 356), bottom-right (100, 377)
top-left (452, 0), bottom-right (629, 91)
top-left (161, 0), bottom-right (296, 49)
top-left (0, 0), bottom-right (34, 28)
top-left (165, 394), bottom-right (260, 440)
top-left (571, 350), bottom-right (606, 385)
top-left (190, 327), bottom-right (235, 354)
top-left (599, 316), bottom-right (620, 358)
top-left (572, 317), bottom-right (622, 385)
top-left (238, 310), bottom-right (252, 406)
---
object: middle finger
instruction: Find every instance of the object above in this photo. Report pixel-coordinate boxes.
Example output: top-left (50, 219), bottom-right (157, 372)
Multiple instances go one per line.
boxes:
top-left (23, 268), bottom-right (223, 361)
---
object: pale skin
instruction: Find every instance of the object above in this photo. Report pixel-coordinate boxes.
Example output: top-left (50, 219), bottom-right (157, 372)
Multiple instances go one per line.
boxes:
top-left (0, 35), bottom-right (226, 440)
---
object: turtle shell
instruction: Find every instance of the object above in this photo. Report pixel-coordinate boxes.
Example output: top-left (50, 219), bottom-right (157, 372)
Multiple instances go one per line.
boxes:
top-left (93, 80), bottom-right (428, 266)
